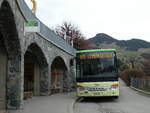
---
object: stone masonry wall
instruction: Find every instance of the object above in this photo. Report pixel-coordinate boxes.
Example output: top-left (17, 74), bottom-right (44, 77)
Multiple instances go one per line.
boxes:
top-left (0, 0), bottom-right (76, 110)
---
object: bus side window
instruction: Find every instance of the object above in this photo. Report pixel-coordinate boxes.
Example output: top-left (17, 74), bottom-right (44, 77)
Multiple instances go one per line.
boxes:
top-left (114, 56), bottom-right (118, 72)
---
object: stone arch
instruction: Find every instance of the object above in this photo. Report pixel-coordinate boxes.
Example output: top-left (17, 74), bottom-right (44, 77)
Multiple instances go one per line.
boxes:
top-left (0, 1), bottom-right (21, 57)
top-left (24, 43), bottom-right (49, 98)
top-left (0, 0), bottom-right (21, 109)
top-left (51, 56), bottom-right (68, 93)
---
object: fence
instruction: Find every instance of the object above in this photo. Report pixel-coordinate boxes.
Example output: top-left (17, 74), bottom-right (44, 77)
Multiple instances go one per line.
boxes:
top-left (131, 77), bottom-right (150, 93)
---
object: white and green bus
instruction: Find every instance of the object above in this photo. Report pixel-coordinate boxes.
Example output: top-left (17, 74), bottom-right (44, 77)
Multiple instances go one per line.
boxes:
top-left (76, 49), bottom-right (119, 97)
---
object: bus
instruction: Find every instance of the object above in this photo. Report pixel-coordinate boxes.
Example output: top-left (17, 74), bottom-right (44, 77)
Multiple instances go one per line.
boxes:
top-left (76, 49), bottom-right (119, 97)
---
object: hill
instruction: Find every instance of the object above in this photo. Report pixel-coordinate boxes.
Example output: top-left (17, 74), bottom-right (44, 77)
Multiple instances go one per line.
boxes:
top-left (89, 33), bottom-right (150, 51)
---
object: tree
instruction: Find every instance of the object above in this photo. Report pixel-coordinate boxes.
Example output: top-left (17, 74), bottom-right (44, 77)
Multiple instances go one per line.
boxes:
top-left (54, 21), bottom-right (95, 50)
top-left (126, 53), bottom-right (141, 69)
top-left (142, 59), bottom-right (150, 76)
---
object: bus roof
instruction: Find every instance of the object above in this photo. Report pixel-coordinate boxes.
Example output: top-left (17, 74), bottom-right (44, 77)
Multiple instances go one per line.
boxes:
top-left (77, 49), bottom-right (116, 53)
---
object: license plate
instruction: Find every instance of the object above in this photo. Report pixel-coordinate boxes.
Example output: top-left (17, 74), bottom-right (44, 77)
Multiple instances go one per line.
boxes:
top-left (94, 92), bottom-right (100, 96)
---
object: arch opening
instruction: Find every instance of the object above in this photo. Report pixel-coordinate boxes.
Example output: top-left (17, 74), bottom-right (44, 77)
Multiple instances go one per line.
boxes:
top-left (24, 43), bottom-right (48, 99)
top-left (0, 29), bottom-right (7, 111)
top-left (51, 56), bottom-right (68, 94)
top-left (0, 1), bottom-right (20, 57)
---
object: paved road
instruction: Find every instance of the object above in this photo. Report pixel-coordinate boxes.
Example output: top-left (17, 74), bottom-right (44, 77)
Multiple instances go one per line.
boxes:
top-left (74, 79), bottom-right (150, 113)
top-left (9, 93), bottom-right (76, 113)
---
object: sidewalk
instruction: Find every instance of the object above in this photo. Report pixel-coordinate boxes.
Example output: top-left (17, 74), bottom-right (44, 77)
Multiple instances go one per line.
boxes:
top-left (9, 92), bottom-right (77, 113)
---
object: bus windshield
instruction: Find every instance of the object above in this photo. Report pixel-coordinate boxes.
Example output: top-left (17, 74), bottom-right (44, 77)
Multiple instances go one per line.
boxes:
top-left (76, 52), bottom-right (118, 80)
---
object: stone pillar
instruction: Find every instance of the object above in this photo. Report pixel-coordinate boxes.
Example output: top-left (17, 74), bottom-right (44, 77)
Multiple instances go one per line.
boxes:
top-left (68, 69), bottom-right (74, 92)
top-left (40, 67), bottom-right (50, 95)
top-left (70, 65), bottom-right (76, 90)
top-left (63, 71), bottom-right (69, 92)
top-left (68, 58), bottom-right (76, 91)
top-left (7, 58), bottom-right (23, 110)
top-left (34, 62), bottom-right (40, 96)
top-left (48, 67), bottom-right (51, 94)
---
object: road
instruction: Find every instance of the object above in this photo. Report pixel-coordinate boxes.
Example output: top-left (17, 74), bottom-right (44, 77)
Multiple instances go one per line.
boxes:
top-left (74, 79), bottom-right (150, 113)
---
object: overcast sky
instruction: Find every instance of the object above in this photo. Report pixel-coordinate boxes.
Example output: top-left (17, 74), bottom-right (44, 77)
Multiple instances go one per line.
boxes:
top-left (25, 0), bottom-right (150, 42)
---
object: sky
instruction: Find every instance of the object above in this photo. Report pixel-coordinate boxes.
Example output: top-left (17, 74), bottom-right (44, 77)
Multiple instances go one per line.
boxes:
top-left (25, 0), bottom-right (150, 42)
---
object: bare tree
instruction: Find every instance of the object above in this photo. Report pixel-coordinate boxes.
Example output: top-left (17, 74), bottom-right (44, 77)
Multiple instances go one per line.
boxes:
top-left (126, 53), bottom-right (141, 69)
top-left (142, 59), bottom-right (150, 76)
top-left (54, 21), bottom-right (95, 50)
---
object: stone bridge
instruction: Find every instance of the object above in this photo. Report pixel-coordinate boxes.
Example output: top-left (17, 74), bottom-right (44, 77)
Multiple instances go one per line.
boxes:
top-left (0, 0), bottom-right (76, 111)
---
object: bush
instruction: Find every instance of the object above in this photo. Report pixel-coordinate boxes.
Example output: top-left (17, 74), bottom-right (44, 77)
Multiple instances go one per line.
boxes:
top-left (142, 59), bottom-right (150, 76)
top-left (119, 64), bottom-right (130, 71)
top-left (120, 69), bottom-right (145, 86)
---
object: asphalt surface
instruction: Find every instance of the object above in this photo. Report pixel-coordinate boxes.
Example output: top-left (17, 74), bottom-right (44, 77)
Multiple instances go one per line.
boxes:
top-left (9, 93), bottom-right (77, 113)
top-left (74, 79), bottom-right (150, 113)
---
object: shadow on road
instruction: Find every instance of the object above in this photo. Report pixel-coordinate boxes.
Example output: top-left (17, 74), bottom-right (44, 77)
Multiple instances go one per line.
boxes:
top-left (79, 97), bottom-right (118, 103)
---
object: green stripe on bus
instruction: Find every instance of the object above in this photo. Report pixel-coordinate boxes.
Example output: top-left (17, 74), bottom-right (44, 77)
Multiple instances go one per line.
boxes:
top-left (77, 49), bottom-right (116, 53)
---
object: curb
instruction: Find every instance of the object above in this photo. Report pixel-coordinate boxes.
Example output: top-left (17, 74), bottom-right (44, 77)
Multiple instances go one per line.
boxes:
top-left (67, 101), bottom-right (74, 113)
top-left (130, 86), bottom-right (150, 95)
top-left (67, 96), bottom-right (81, 113)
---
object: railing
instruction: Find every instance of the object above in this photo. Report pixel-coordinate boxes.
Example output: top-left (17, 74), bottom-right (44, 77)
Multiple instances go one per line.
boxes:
top-left (16, 0), bottom-right (76, 56)
top-left (131, 77), bottom-right (150, 93)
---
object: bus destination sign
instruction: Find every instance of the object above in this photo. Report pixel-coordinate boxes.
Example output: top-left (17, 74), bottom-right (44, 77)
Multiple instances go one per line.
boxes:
top-left (79, 52), bottom-right (113, 59)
